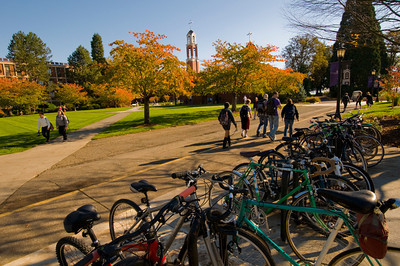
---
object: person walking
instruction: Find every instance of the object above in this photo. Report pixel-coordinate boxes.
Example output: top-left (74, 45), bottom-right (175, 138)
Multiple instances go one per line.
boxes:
top-left (366, 92), bottom-right (373, 107)
top-left (342, 92), bottom-right (350, 111)
top-left (355, 92), bottom-right (363, 109)
top-left (256, 93), bottom-right (269, 137)
top-left (281, 98), bottom-right (299, 138)
top-left (37, 112), bottom-right (51, 143)
top-left (218, 102), bottom-right (237, 149)
top-left (266, 91), bottom-right (282, 141)
top-left (240, 99), bottom-right (252, 138)
top-left (56, 110), bottom-right (69, 142)
top-left (253, 96), bottom-right (258, 119)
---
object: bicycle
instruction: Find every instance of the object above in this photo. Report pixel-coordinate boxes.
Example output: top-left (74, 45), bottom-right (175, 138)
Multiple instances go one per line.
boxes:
top-left (216, 177), bottom-right (400, 265)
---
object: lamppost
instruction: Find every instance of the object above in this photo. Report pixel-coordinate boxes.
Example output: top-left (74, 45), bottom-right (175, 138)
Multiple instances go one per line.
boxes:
top-left (335, 46), bottom-right (346, 120)
top-left (372, 69), bottom-right (380, 102)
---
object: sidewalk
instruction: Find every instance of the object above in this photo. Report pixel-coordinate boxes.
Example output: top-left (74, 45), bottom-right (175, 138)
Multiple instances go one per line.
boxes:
top-left (0, 107), bottom-right (139, 205)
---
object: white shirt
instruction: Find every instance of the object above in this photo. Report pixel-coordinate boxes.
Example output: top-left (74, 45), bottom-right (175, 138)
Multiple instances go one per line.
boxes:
top-left (38, 117), bottom-right (50, 131)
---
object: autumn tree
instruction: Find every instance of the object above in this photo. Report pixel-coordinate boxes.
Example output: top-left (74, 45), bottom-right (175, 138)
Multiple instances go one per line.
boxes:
top-left (109, 30), bottom-right (190, 124)
top-left (382, 65), bottom-right (400, 107)
top-left (199, 40), bottom-right (279, 111)
top-left (55, 83), bottom-right (87, 110)
top-left (0, 79), bottom-right (46, 115)
top-left (90, 83), bottom-right (135, 107)
top-left (6, 31), bottom-right (51, 83)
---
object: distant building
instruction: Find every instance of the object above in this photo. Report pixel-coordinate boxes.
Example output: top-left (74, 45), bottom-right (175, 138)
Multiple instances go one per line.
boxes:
top-left (0, 58), bottom-right (68, 83)
top-left (186, 30), bottom-right (200, 73)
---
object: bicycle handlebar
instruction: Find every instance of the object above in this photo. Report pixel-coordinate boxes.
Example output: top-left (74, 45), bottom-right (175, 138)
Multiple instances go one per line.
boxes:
top-left (309, 157), bottom-right (337, 177)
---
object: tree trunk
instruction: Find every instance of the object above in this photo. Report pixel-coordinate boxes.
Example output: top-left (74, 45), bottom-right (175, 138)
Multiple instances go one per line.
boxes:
top-left (144, 97), bottom-right (150, 124)
top-left (231, 94), bottom-right (238, 112)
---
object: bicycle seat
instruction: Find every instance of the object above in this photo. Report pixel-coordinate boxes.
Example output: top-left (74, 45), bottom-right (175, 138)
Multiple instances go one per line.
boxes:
top-left (64, 204), bottom-right (101, 233)
top-left (282, 136), bottom-right (293, 142)
top-left (240, 151), bottom-right (261, 158)
top-left (130, 180), bottom-right (157, 193)
top-left (317, 189), bottom-right (378, 214)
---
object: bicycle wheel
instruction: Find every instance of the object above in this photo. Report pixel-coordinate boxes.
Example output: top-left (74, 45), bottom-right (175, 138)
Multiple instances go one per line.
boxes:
top-left (329, 246), bottom-right (400, 265)
top-left (226, 227), bottom-right (275, 265)
top-left (284, 191), bottom-right (359, 264)
top-left (340, 163), bottom-right (375, 192)
top-left (257, 149), bottom-right (286, 164)
top-left (109, 199), bottom-right (143, 240)
top-left (354, 135), bottom-right (384, 168)
top-left (344, 144), bottom-right (368, 172)
top-left (274, 142), bottom-right (306, 160)
top-left (56, 236), bottom-right (92, 266)
top-left (355, 123), bottom-right (382, 141)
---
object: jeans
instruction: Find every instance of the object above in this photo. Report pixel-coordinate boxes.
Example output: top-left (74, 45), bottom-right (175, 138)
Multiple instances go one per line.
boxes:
top-left (284, 119), bottom-right (294, 137)
top-left (256, 116), bottom-right (268, 135)
top-left (41, 127), bottom-right (50, 141)
top-left (268, 115), bottom-right (279, 139)
top-left (58, 125), bottom-right (67, 140)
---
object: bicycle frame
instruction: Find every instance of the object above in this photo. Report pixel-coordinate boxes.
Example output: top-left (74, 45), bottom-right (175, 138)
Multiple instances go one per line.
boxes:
top-left (235, 197), bottom-right (380, 266)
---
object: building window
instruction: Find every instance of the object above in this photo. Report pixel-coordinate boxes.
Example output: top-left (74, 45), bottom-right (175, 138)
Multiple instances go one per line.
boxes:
top-left (0, 64), bottom-right (4, 76)
top-left (5, 64), bottom-right (11, 77)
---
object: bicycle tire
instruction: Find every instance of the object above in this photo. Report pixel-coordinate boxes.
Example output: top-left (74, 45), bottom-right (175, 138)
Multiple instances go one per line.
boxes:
top-left (226, 227), bottom-right (275, 265)
top-left (274, 143), bottom-right (306, 160)
top-left (341, 163), bottom-right (375, 192)
top-left (56, 236), bottom-right (92, 266)
top-left (354, 134), bottom-right (385, 168)
top-left (233, 163), bottom-right (270, 202)
top-left (344, 144), bottom-right (368, 172)
top-left (355, 123), bottom-right (382, 142)
top-left (208, 171), bottom-right (256, 220)
top-left (284, 181), bottom-right (359, 264)
top-left (257, 149), bottom-right (286, 164)
top-left (329, 246), bottom-right (400, 265)
top-left (109, 199), bottom-right (143, 240)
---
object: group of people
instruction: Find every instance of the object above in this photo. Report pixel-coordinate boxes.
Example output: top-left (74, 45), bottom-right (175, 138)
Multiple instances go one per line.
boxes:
top-left (218, 92), bottom-right (299, 149)
top-left (342, 91), bottom-right (374, 111)
top-left (37, 106), bottom-right (69, 143)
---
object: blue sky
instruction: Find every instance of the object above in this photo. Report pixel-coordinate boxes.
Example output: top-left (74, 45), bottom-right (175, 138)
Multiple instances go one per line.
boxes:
top-left (0, 0), bottom-right (295, 68)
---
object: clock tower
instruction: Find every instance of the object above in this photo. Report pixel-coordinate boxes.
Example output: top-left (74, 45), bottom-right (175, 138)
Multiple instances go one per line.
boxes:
top-left (186, 30), bottom-right (199, 73)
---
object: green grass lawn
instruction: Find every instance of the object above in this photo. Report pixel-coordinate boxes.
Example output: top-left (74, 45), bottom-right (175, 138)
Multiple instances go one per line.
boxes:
top-left (347, 101), bottom-right (400, 118)
top-left (94, 104), bottom-right (236, 139)
top-left (0, 107), bottom-right (130, 155)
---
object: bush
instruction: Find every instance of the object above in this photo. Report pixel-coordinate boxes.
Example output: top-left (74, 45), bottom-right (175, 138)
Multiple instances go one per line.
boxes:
top-left (45, 103), bottom-right (58, 113)
top-left (0, 109), bottom-right (5, 118)
top-left (306, 96), bottom-right (322, 103)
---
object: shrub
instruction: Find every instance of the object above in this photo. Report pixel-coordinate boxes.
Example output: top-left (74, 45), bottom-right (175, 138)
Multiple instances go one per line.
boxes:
top-left (306, 96), bottom-right (321, 103)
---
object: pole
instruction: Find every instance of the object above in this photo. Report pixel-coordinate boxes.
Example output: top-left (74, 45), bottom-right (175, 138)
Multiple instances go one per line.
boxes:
top-left (335, 58), bottom-right (342, 120)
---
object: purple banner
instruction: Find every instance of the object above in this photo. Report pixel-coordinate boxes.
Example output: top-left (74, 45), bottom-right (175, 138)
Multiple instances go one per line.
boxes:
top-left (330, 62), bottom-right (339, 87)
top-left (368, 76), bottom-right (373, 88)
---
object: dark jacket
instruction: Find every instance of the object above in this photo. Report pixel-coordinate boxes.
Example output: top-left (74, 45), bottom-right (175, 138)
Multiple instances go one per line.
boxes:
top-left (218, 108), bottom-right (236, 127)
top-left (281, 104), bottom-right (299, 120)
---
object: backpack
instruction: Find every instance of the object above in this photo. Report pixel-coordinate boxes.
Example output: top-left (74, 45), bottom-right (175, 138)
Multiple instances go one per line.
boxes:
top-left (284, 105), bottom-right (296, 120)
top-left (257, 100), bottom-right (266, 114)
top-left (356, 208), bottom-right (389, 259)
top-left (266, 98), bottom-right (277, 115)
top-left (240, 105), bottom-right (250, 118)
top-left (219, 110), bottom-right (230, 126)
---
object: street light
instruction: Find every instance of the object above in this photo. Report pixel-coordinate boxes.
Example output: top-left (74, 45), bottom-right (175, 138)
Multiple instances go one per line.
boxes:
top-left (335, 46), bottom-right (346, 120)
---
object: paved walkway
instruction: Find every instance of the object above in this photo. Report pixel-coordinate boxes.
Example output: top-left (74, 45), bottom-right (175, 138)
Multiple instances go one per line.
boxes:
top-left (0, 107), bottom-right (139, 205)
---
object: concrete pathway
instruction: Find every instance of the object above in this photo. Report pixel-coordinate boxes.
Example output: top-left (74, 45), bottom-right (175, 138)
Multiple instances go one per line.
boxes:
top-left (0, 107), bottom-right (139, 205)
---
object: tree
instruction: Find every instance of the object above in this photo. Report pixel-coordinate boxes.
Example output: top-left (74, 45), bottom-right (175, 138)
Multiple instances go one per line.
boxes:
top-left (6, 31), bottom-right (51, 83)
top-left (67, 45), bottom-right (100, 89)
top-left (199, 40), bottom-right (279, 111)
top-left (382, 65), bottom-right (400, 107)
top-left (90, 83), bottom-right (135, 107)
top-left (109, 30), bottom-right (190, 124)
top-left (285, 0), bottom-right (400, 46)
top-left (282, 35), bottom-right (330, 94)
top-left (91, 33), bottom-right (106, 64)
top-left (332, 0), bottom-right (389, 90)
top-left (55, 83), bottom-right (87, 110)
top-left (0, 79), bottom-right (46, 115)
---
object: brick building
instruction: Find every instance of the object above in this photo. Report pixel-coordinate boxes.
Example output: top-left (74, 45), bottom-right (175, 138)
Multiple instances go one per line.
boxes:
top-left (0, 58), bottom-right (68, 83)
